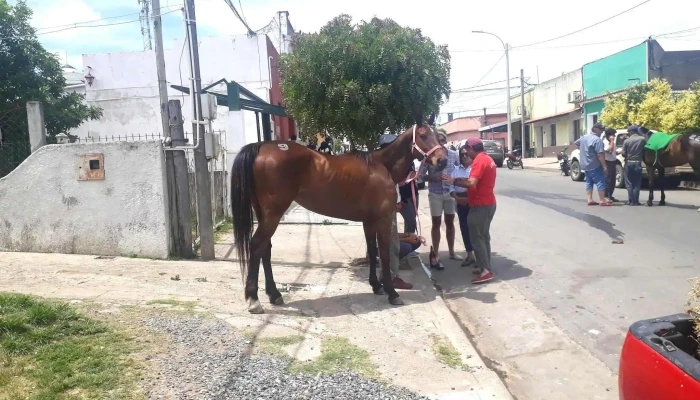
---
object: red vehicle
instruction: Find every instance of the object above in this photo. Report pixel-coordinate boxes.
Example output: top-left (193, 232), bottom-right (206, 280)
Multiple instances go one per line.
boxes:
top-left (619, 313), bottom-right (700, 399)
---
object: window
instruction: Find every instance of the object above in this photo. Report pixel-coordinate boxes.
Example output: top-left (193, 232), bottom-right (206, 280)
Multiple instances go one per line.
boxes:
top-left (593, 114), bottom-right (598, 125)
top-left (549, 124), bottom-right (557, 146)
top-left (573, 119), bottom-right (581, 140)
top-left (616, 134), bottom-right (628, 147)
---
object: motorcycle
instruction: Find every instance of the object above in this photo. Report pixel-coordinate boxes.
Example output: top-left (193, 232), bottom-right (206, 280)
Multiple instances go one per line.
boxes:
top-left (555, 146), bottom-right (570, 176)
top-left (506, 148), bottom-right (524, 169)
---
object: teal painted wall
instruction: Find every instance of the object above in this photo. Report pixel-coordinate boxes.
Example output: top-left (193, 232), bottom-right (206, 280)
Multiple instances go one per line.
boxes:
top-left (582, 42), bottom-right (647, 99)
top-left (585, 100), bottom-right (604, 116)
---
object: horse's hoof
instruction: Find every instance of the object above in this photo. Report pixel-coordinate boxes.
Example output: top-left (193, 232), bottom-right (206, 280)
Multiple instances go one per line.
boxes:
top-left (270, 296), bottom-right (284, 306)
top-left (373, 287), bottom-right (385, 295)
top-left (389, 297), bottom-right (404, 306)
top-left (247, 299), bottom-right (264, 314)
top-left (646, 202), bottom-right (653, 207)
top-left (659, 201), bottom-right (666, 206)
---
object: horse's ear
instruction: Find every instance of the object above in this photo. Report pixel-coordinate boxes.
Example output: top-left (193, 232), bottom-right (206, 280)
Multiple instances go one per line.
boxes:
top-left (427, 113), bottom-right (436, 126)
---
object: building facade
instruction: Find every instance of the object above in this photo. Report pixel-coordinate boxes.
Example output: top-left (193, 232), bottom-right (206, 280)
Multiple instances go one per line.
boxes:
top-left (582, 39), bottom-right (700, 132)
top-left (439, 113), bottom-right (507, 147)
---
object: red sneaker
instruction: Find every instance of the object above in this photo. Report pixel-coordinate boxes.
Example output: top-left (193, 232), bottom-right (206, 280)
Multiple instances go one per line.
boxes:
top-left (471, 270), bottom-right (494, 284)
top-left (392, 277), bottom-right (414, 290)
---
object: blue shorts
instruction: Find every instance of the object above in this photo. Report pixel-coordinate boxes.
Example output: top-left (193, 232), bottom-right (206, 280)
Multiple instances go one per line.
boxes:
top-left (585, 166), bottom-right (606, 192)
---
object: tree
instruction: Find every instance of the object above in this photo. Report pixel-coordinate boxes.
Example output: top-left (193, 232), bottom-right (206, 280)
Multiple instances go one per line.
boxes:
top-left (601, 78), bottom-right (700, 133)
top-left (279, 15), bottom-right (451, 149)
top-left (0, 0), bottom-right (102, 175)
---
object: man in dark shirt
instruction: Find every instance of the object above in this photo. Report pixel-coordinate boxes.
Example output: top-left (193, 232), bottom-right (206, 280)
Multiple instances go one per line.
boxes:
top-left (622, 125), bottom-right (647, 206)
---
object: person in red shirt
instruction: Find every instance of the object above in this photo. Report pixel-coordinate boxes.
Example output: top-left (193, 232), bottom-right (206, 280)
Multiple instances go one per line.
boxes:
top-left (442, 137), bottom-right (496, 284)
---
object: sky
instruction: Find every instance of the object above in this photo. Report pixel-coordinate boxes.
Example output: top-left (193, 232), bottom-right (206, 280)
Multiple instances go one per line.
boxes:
top-left (17, 0), bottom-right (700, 122)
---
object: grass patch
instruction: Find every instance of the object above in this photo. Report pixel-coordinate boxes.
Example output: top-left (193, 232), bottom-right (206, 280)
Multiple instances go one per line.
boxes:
top-left (431, 335), bottom-right (464, 369)
top-left (289, 336), bottom-right (377, 378)
top-left (256, 335), bottom-right (304, 355)
top-left (0, 293), bottom-right (142, 400)
top-left (214, 219), bottom-right (233, 242)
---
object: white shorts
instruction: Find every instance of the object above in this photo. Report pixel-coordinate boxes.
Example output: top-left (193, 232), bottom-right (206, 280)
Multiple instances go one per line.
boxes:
top-left (428, 192), bottom-right (456, 217)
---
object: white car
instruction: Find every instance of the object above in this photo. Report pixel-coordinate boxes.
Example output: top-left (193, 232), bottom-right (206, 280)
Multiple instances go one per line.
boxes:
top-left (569, 130), bottom-right (680, 188)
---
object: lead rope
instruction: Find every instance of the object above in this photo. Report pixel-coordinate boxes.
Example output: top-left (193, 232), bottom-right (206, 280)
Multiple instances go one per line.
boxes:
top-left (402, 124), bottom-right (442, 246)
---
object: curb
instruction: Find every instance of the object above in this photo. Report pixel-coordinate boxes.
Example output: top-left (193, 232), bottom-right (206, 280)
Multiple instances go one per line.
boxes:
top-left (411, 204), bottom-right (513, 400)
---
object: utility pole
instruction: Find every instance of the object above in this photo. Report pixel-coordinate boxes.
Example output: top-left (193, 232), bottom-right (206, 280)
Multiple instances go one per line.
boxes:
top-left (482, 107), bottom-right (487, 139)
top-left (138, 0), bottom-right (153, 50)
top-left (185, 0), bottom-right (215, 260)
top-left (167, 100), bottom-right (194, 258)
top-left (151, 0), bottom-right (170, 138)
top-left (505, 43), bottom-right (512, 151)
top-left (520, 68), bottom-right (526, 158)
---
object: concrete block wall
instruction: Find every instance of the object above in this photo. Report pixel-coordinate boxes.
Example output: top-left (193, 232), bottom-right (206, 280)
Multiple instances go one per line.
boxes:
top-left (0, 141), bottom-right (170, 258)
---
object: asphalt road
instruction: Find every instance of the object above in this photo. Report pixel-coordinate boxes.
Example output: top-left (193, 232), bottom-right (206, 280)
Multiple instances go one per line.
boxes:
top-left (440, 168), bottom-right (700, 368)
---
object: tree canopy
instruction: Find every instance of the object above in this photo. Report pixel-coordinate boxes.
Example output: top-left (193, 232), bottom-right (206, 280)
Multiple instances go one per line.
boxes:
top-left (279, 15), bottom-right (451, 149)
top-left (0, 0), bottom-right (102, 175)
top-left (600, 78), bottom-right (700, 133)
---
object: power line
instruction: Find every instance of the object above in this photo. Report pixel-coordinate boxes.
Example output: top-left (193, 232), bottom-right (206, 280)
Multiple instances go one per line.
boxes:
top-left (1, 8), bottom-right (181, 41)
top-left (471, 53), bottom-right (505, 87)
top-left (451, 78), bottom-right (518, 93)
top-left (222, 0), bottom-right (255, 35)
top-left (514, 0), bottom-right (652, 48)
top-left (32, 4), bottom-right (179, 32)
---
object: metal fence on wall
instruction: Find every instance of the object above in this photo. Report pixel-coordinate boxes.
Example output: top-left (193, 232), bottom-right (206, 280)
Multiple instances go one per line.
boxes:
top-left (0, 107), bottom-right (30, 179)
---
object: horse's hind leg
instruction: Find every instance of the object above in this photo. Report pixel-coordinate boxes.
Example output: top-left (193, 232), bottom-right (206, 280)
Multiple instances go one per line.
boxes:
top-left (262, 242), bottom-right (284, 305)
top-left (658, 167), bottom-right (666, 206)
top-left (362, 222), bottom-right (384, 295)
top-left (246, 211), bottom-right (284, 314)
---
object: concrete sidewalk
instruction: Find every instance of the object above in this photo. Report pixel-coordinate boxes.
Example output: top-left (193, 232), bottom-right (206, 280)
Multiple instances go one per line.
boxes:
top-left (523, 157), bottom-right (561, 172)
top-left (0, 218), bottom-right (512, 399)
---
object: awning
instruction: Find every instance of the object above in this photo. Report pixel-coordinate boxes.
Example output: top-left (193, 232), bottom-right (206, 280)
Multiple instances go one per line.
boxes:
top-left (580, 88), bottom-right (628, 105)
top-left (170, 78), bottom-right (287, 117)
top-left (527, 108), bottom-right (581, 124)
top-left (478, 120), bottom-right (510, 133)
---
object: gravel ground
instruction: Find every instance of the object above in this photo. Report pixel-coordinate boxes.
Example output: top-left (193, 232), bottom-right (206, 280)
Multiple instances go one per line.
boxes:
top-left (143, 316), bottom-right (430, 400)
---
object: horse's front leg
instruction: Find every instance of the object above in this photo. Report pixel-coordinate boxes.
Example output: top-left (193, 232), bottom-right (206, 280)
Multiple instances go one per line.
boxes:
top-left (646, 164), bottom-right (655, 206)
top-left (658, 167), bottom-right (666, 206)
top-left (376, 216), bottom-right (402, 305)
top-left (363, 222), bottom-right (384, 295)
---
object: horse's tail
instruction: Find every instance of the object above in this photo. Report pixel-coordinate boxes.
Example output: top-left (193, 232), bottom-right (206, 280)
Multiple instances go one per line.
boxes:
top-left (231, 142), bottom-right (262, 278)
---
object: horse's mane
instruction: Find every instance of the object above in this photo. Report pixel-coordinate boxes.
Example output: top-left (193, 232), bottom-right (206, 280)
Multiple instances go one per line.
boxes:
top-left (349, 150), bottom-right (373, 164)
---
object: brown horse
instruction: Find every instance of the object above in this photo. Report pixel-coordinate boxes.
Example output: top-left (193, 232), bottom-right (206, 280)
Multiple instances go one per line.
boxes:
top-left (641, 127), bottom-right (700, 208)
top-left (231, 120), bottom-right (448, 314)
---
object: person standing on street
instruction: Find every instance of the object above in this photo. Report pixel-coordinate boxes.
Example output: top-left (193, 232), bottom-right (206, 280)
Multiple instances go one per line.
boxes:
top-left (443, 137), bottom-right (497, 284)
top-left (449, 146), bottom-right (477, 267)
top-left (603, 128), bottom-right (619, 202)
top-left (421, 132), bottom-right (461, 270)
top-left (574, 122), bottom-right (611, 206)
top-left (622, 125), bottom-right (647, 206)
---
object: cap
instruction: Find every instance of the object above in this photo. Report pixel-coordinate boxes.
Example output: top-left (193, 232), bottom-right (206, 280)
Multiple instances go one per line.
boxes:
top-left (378, 134), bottom-right (397, 147)
top-left (465, 137), bottom-right (483, 148)
top-left (592, 122), bottom-right (606, 131)
top-left (627, 125), bottom-right (640, 133)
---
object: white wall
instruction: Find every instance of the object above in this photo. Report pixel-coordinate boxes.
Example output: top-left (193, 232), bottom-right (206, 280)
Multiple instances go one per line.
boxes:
top-left (71, 35), bottom-right (274, 151)
top-left (529, 70), bottom-right (582, 120)
top-left (0, 141), bottom-right (170, 258)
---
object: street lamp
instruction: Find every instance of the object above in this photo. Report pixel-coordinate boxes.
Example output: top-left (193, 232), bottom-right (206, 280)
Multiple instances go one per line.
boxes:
top-left (472, 30), bottom-right (512, 152)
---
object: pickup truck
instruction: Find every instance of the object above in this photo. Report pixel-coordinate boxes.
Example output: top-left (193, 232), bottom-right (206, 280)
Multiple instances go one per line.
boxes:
top-left (569, 130), bottom-right (681, 188)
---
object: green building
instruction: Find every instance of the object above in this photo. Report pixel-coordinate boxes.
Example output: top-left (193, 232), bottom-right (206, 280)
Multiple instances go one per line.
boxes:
top-left (582, 39), bottom-right (700, 133)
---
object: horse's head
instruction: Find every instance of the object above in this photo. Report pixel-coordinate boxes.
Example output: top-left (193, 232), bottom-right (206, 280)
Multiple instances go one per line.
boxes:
top-left (411, 113), bottom-right (448, 170)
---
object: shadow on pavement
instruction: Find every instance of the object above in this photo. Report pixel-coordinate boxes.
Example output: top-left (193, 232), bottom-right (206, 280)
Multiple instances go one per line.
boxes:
top-left (500, 190), bottom-right (625, 241)
top-left (428, 251), bottom-right (532, 305)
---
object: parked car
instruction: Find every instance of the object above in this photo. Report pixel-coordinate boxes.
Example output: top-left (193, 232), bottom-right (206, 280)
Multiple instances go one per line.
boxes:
top-left (569, 130), bottom-right (681, 188)
top-left (483, 140), bottom-right (505, 168)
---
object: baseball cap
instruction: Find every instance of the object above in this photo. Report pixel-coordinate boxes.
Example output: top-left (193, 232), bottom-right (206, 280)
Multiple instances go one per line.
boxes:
top-left (627, 125), bottom-right (640, 133)
top-left (592, 122), bottom-right (606, 131)
top-left (378, 134), bottom-right (397, 147)
top-left (465, 137), bottom-right (483, 148)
